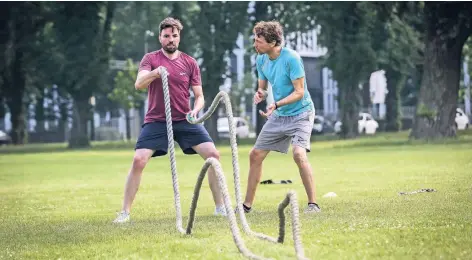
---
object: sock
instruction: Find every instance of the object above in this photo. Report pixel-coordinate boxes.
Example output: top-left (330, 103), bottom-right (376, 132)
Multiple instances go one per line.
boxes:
top-left (308, 202), bottom-right (319, 208)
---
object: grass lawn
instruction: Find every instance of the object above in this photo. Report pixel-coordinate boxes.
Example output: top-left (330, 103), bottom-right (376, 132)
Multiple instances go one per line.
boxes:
top-left (1, 131), bottom-right (471, 260)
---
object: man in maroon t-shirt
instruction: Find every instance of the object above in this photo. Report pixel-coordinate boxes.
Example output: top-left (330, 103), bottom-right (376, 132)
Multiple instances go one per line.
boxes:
top-left (113, 18), bottom-right (226, 223)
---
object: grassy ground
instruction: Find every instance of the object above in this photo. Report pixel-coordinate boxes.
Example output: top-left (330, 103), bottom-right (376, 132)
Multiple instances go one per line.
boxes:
top-left (1, 131), bottom-right (471, 260)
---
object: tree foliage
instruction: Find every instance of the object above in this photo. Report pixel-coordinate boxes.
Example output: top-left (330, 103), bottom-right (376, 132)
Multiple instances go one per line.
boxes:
top-left (193, 1), bottom-right (249, 141)
top-left (0, 2), bottom-right (50, 144)
top-left (53, 2), bottom-right (116, 148)
top-left (108, 59), bottom-right (145, 140)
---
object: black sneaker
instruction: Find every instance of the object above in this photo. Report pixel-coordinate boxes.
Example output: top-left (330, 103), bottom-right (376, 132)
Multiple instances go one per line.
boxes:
top-left (235, 204), bottom-right (252, 214)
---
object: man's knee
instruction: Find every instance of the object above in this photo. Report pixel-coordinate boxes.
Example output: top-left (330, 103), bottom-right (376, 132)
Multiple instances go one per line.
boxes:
top-left (204, 148), bottom-right (220, 160)
top-left (249, 148), bottom-right (266, 164)
top-left (132, 152), bottom-right (151, 171)
top-left (292, 148), bottom-right (308, 165)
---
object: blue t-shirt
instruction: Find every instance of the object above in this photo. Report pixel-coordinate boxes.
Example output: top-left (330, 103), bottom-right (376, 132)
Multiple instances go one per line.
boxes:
top-left (256, 47), bottom-right (314, 116)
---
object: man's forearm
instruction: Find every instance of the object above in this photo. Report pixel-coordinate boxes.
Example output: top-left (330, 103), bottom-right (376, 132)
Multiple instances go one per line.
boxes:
top-left (258, 85), bottom-right (268, 91)
top-left (275, 89), bottom-right (304, 107)
top-left (257, 79), bottom-right (268, 91)
top-left (135, 72), bottom-right (158, 90)
top-left (193, 96), bottom-right (205, 112)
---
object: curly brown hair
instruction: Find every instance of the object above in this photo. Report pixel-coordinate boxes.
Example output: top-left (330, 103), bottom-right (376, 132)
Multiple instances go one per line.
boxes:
top-left (253, 21), bottom-right (284, 46)
top-left (159, 17), bottom-right (183, 34)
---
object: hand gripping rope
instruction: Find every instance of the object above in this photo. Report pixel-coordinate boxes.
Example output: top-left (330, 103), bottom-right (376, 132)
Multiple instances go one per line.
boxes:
top-left (158, 66), bottom-right (309, 260)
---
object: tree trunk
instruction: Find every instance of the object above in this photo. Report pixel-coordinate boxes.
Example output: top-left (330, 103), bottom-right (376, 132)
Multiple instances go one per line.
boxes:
top-left (410, 3), bottom-right (472, 140)
top-left (7, 96), bottom-right (27, 144)
top-left (3, 5), bottom-right (27, 144)
top-left (35, 94), bottom-right (45, 132)
top-left (6, 49), bottom-right (27, 144)
top-left (206, 110), bottom-right (219, 143)
top-left (68, 99), bottom-right (90, 148)
top-left (125, 109), bottom-right (131, 141)
top-left (59, 94), bottom-right (69, 142)
top-left (339, 82), bottom-right (361, 138)
top-left (90, 109), bottom-right (95, 141)
top-left (203, 91), bottom-right (220, 142)
top-left (385, 70), bottom-right (405, 131)
top-left (253, 1), bottom-right (271, 136)
top-left (0, 100), bottom-right (5, 131)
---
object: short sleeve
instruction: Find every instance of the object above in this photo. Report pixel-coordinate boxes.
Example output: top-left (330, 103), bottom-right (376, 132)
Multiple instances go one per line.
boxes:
top-left (190, 59), bottom-right (202, 86)
top-left (288, 56), bottom-right (305, 81)
top-left (256, 55), bottom-right (267, 81)
top-left (138, 54), bottom-right (152, 72)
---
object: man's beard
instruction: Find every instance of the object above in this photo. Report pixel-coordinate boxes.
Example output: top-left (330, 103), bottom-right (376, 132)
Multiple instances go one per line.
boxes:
top-left (163, 44), bottom-right (177, 53)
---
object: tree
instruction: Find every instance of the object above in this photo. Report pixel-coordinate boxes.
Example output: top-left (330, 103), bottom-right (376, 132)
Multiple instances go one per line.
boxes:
top-left (308, 2), bottom-right (386, 138)
top-left (410, 2), bottom-right (472, 139)
top-left (194, 2), bottom-right (249, 141)
top-left (53, 2), bottom-right (116, 148)
top-left (1, 2), bottom-right (49, 144)
top-left (0, 2), bottom-right (10, 131)
top-left (248, 1), bottom-right (273, 135)
top-left (108, 59), bottom-right (145, 140)
top-left (229, 72), bottom-right (254, 117)
top-left (169, 2), bottom-right (199, 56)
top-left (111, 2), bottom-right (172, 61)
top-left (379, 6), bottom-right (423, 131)
top-left (459, 37), bottom-right (472, 107)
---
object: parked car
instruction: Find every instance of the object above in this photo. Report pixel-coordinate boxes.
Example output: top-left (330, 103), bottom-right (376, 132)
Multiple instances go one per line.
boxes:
top-left (334, 112), bottom-right (379, 135)
top-left (217, 117), bottom-right (250, 139)
top-left (312, 115), bottom-right (335, 135)
top-left (456, 108), bottom-right (469, 130)
top-left (0, 130), bottom-right (12, 145)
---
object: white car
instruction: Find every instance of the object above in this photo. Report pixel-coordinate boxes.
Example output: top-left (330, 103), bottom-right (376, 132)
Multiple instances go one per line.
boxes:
top-left (334, 113), bottom-right (379, 135)
top-left (217, 117), bottom-right (250, 138)
top-left (0, 130), bottom-right (12, 145)
top-left (312, 115), bottom-right (335, 134)
top-left (312, 116), bottom-right (324, 134)
top-left (456, 108), bottom-right (469, 130)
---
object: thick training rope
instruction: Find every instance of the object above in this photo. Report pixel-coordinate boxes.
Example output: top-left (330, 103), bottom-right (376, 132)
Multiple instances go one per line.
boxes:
top-left (158, 67), bottom-right (308, 260)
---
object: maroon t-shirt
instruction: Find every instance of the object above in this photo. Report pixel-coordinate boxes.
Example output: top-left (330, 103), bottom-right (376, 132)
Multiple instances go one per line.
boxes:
top-left (139, 49), bottom-right (202, 123)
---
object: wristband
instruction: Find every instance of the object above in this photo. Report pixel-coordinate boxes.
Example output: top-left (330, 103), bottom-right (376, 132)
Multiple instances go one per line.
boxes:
top-left (275, 102), bottom-right (279, 109)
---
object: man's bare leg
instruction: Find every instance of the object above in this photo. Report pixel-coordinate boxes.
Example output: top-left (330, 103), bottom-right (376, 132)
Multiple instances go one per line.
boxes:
top-left (192, 142), bottom-right (224, 207)
top-left (122, 148), bottom-right (154, 213)
top-left (292, 145), bottom-right (316, 203)
top-left (243, 148), bottom-right (270, 207)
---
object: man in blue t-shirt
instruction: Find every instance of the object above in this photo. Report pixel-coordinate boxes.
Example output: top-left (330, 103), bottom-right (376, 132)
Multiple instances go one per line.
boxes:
top-left (241, 21), bottom-right (321, 214)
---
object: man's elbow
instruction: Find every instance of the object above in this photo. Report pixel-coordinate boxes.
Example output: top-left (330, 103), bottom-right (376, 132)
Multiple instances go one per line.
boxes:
top-left (296, 89), bottom-right (304, 100)
top-left (135, 82), bottom-right (144, 90)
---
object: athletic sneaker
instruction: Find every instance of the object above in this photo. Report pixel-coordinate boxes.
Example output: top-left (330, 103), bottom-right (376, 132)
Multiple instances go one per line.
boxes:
top-left (214, 205), bottom-right (227, 216)
top-left (304, 203), bottom-right (321, 214)
top-left (113, 211), bottom-right (130, 224)
top-left (234, 204), bottom-right (252, 214)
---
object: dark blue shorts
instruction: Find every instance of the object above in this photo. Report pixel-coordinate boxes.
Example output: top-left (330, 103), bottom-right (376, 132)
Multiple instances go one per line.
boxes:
top-left (135, 120), bottom-right (213, 157)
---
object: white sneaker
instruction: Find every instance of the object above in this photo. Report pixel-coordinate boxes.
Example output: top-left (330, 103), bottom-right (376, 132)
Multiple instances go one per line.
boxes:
top-left (214, 205), bottom-right (227, 216)
top-left (113, 211), bottom-right (130, 224)
top-left (304, 203), bottom-right (321, 214)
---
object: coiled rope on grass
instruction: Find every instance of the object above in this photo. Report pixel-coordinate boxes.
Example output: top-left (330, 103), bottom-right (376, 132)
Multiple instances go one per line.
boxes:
top-left (158, 66), bottom-right (308, 260)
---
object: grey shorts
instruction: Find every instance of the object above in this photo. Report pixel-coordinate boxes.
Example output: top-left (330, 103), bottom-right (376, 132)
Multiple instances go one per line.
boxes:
top-left (254, 110), bottom-right (315, 153)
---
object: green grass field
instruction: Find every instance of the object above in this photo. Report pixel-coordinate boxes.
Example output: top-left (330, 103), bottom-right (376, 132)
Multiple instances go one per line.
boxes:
top-left (1, 131), bottom-right (471, 260)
